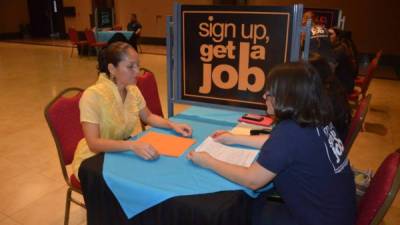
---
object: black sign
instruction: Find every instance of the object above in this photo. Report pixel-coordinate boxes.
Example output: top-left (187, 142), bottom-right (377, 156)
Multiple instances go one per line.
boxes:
top-left (97, 8), bottom-right (113, 28)
top-left (180, 5), bottom-right (293, 110)
top-left (304, 8), bottom-right (340, 28)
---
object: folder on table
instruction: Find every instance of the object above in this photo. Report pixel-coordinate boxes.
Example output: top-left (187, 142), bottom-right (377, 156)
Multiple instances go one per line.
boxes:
top-left (136, 131), bottom-right (195, 157)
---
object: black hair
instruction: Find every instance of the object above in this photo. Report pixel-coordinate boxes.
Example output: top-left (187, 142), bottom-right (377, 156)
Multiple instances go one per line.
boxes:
top-left (107, 33), bottom-right (129, 45)
top-left (130, 14), bottom-right (138, 21)
top-left (308, 52), bottom-right (335, 83)
top-left (330, 28), bottom-right (343, 41)
top-left (97, 41), bottom-right (134, 77)
top-left (309, 53), bottom-right (351, 141)
top-left (265, 62), bottom-right (333, 127)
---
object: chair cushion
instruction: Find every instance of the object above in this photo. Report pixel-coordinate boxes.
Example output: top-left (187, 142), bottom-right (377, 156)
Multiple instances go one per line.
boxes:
top-left (76, 40), bottom-right (88, 45)
top-left (356, 152), bottom-right (400, 225)
top-left (93, 42), bottom-right (107, 47)
top-left (348, 91), bottom-right (360, 101)
top-left (70, 174), bottom-right (82, 190)
top-left (355, 77), bottom-right (364, 86)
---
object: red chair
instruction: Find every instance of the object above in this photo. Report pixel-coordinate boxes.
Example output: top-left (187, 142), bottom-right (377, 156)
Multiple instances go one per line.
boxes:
top-left (344, 94), bottom-right (372, 156)
top-left (113, 24), bottom-right (123, 31)
top-left (136, 68), bottom-right (164, 130)
top-left (355, 51), bottom-right (382, 87)
top-left (68, 28), bottom-right (88, 57)
top-left (349, 51), bottom-right (382, 105)
top-left (84, 29), bottom-right (107, 55)
top-left (44, 88), bottom-right (85, 225)
top-left (356, 149), bottom-right (400, 225)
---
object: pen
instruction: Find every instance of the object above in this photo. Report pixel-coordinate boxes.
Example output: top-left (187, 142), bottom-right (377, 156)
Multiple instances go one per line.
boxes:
top-left (250, 129), bottom-right (271, 135)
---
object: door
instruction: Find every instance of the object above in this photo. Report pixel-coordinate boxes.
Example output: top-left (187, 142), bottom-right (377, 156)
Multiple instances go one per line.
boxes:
top-left (27, 0), bottom-right (65, 38)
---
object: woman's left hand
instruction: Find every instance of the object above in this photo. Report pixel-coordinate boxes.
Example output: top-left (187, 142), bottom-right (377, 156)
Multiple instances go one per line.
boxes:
top-left (170, 122), bottom-right (192, 137)
top-left (186, 151), bottom-right (215, 169)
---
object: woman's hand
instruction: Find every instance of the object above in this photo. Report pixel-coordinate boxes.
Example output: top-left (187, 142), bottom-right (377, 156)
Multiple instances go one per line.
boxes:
top-left (170, 122), bottom-right (193, 137)
top-left (211, 130), bottom-right (236, 145)
top-left (130, 141), bottom-right (159, 160)
top-left (186, 151), bottom-right (215, 169)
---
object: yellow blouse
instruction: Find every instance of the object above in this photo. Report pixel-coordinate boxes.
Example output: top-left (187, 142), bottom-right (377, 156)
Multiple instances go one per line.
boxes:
top-left (72, 73), bottom-right (146, 178)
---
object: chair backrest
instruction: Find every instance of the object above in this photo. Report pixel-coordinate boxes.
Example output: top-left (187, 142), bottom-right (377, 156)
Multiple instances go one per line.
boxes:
top-left (136, 68), bottom-right (163, 127)
top-left (361, 50), bottom-right (382, 96)
top-left (114, 25), bottom-right (122, 30)
top-left (344, 94), bottom-right (372, 155)
top-left (356, 149), bottom-right (400, 225)
top-left (44, 88), bottom-right (84, 182)
top-left (68, 28), bottom-right (79, 44)
top-left (84, 29), bottom-right (97, 45)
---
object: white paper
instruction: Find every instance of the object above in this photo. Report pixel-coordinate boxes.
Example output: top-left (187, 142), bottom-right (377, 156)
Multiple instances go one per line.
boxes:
top-left (194, 137), bottom-right (259, 167)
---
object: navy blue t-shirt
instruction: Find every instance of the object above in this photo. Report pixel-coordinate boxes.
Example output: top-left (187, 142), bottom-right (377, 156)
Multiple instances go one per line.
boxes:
top-left (127, 22), bottom-right (142, 33)
top-left (257, 120), bottom-right (356, 225)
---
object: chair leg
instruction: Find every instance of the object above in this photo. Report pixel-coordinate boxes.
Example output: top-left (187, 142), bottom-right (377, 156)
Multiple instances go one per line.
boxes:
top-left (95, 47), bottom-right (100, 55)
top-left (64, 188), bottom-right (72, 225)
top-left (70, 47), bottom-right (74, 57)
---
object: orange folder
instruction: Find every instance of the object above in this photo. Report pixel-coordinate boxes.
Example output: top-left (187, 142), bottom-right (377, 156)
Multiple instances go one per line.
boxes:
top-left (136, 131), bottom-right (196, 157)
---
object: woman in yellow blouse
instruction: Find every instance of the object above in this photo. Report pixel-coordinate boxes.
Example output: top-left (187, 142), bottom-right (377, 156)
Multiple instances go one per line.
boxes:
top-left (72, 42), bottom-right (192, 177)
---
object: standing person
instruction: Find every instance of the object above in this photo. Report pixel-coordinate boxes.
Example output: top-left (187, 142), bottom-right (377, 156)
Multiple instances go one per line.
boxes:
top-left (127, 13), bottom-right (142, 35)
top-left (340, 30), bottom-right (359, 75)
top-left (187, 62), bottom-right (356, 225)
top-left (328, 28), bottom-right (357, 94)
top-left (309, 24), bottom-right (336, 66)
top-left (72, 41), bottom-right (192, 178)
top-left (301, 10), bottom-right (336, 66)
top-left (127, 14), bottom-right (142, 50)
top-left (302, 10), bottom-right (317, 26)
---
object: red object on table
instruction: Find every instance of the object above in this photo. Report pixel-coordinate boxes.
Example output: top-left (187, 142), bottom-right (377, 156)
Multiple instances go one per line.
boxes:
top-left (238, 115), bottom-right (274, 127)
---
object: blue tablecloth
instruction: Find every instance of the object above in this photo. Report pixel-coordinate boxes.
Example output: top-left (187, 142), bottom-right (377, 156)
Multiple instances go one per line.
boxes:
top-left (96, 31), bottom-right (133, 42)
top-left (103, 106), bottom-right (271, 218)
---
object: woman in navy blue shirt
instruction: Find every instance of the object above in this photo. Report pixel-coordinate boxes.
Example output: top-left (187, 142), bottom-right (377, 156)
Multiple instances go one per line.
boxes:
top-left (187, 62), bottom-right (356, 225)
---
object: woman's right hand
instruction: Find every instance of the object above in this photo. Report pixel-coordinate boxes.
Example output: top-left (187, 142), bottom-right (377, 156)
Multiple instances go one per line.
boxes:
top-left (211, 130), bottom-right (236, 145)
top-left (130, 141), bottom-right (159, 160)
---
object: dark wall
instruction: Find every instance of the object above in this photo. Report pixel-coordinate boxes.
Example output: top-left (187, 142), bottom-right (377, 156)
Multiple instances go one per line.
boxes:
top-left (249, 0), bottom-right (400, 55)
top-left (27, 0), bottom-right (65, 37)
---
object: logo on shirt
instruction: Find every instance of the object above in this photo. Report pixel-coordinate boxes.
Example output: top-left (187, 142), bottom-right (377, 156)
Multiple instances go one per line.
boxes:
top-left (321, 123), bottom-right (348, 173)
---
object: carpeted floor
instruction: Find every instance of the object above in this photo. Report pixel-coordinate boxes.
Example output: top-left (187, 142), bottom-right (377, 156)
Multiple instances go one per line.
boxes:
top-left (2, 38), bottom-right (398, 79)
top-left (372, 66), bottom-right (400, 80)
top-left (2, 38), bottom-right (166, 55)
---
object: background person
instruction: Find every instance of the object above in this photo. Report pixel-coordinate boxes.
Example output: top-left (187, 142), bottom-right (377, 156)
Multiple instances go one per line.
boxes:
top-left (309, 52), bottom-right (351, 142)
top-left (127, 13), bottom-right (142, 50)
top-left (127, 13), bottom-right (142, 35)
top-left (329, 27), bottom-right (357, 94)
top-left (72, 42), bottom-right (192, 178)
top-left (302, 10), bottom-right (336, 66)
top-left (187, 62), bottom-right (356, 225)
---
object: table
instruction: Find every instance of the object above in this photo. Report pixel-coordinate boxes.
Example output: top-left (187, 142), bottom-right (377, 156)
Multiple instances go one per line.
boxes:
top-left (79, 106), bottom-right (271, 225)
top-left (96, 31), bottom-right (134, 42)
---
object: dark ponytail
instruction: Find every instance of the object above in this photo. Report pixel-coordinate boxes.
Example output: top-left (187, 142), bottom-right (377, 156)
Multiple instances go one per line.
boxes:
top-left (96, 41), bottom-right (134, 78)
